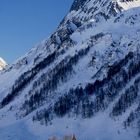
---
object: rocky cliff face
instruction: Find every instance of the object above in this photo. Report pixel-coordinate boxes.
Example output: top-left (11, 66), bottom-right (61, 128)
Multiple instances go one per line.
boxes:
top-left (0, 0), bottom-right (140, 140)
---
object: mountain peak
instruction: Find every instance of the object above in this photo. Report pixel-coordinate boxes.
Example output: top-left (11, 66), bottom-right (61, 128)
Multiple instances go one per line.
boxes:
top-left (0, 57), bottom-right (7, 70)
top-left (70, 0), bottom-right (140, 12)
top-left (70, 0), bottom-right (87, 11)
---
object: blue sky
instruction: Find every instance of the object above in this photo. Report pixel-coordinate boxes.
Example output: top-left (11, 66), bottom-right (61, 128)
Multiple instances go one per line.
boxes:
top-left (0, 0), bottom-right (73, 63)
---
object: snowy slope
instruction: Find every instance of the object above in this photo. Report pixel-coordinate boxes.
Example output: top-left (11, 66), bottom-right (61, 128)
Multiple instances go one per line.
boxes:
top-left (0, 0), bottom-right (140, 139)
top-left (118, 0), bottom-right (140, 10)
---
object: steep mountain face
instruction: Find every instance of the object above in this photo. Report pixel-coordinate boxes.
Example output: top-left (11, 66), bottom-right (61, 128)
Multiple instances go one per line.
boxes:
top-left (0, 57), bottom-right (7, 70)
top-left (0, 0), bottom-right (140, 139)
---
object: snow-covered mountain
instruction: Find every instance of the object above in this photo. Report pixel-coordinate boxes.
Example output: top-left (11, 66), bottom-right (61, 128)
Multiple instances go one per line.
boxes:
top-left (0, 0), bottom-right (140, 139)
top-left (0, 57), bottom-right (7, 70)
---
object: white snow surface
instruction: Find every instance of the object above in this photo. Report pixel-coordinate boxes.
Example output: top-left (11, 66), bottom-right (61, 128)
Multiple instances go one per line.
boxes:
top-left (0, 0), bottom-right (140, 139)
top-left (0, 57), bottom-right (7, 70)
top-left (118, 0), bottom-right (140, 10)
